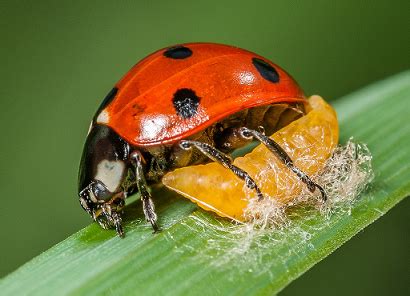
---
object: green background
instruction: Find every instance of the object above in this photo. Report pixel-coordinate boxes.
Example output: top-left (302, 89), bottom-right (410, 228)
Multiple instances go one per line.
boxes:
top-left (0, 0), bottom-right (408, 294)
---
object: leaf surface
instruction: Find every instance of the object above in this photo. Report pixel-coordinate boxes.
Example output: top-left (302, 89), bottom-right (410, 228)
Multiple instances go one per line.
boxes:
top-left (1, 71), bottom-right (409, 296)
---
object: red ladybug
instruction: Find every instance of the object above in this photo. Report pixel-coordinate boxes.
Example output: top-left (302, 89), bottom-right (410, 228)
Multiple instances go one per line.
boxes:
top-left (78, 43), bottom-right (326, 237)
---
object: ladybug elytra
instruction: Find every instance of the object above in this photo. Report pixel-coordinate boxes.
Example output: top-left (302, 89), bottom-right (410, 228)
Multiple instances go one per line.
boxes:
top-left (78, 43), bottom-right (326, 237)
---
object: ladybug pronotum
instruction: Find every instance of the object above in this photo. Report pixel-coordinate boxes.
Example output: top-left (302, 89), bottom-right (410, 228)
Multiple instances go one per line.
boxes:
top-left (78, 43), bottom-right (328, 237)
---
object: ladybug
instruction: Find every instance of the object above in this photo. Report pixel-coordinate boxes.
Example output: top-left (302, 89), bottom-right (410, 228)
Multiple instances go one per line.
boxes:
top-left (78, 43), bottom-right (326, 237)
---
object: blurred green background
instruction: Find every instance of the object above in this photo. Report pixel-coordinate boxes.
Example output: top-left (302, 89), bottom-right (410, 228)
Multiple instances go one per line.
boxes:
top-left (0, 0), bottom-right (408, 294)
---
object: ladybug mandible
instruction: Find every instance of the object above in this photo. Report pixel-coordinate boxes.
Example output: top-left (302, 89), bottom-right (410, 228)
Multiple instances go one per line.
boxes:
top-left (78, 43), bottom-right (326, 237)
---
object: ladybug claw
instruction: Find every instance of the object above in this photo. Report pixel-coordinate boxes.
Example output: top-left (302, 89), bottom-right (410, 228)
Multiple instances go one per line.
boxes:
top-left (306, 180), bottom-right (327, 202)
top-left (315, 184), bottom-right (328, 202)
top-left (115, 220), bottom-right (125, 238)
top-left (304, 177), bottom-right (327, 202)
top-left (112, 211), bottom-right (124, 238)
top-left (150, 220), bottom-right (160, 233)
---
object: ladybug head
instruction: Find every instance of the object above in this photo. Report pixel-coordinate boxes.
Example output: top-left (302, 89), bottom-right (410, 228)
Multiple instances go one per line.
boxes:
top-left (78, 124), bottom-right (131, 237)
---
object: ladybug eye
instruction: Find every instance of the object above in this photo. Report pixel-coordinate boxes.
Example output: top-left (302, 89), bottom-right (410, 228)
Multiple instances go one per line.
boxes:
top-left (91, 181), bottom-right (112, 201)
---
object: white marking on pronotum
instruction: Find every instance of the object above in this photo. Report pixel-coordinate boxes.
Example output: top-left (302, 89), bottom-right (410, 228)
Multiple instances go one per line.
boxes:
top-left (96, 110), bottom-right (109, 124)
top-left (95, 160), bottom-right (125, 192)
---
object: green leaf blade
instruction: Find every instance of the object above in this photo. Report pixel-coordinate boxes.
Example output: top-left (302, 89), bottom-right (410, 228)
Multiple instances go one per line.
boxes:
top-left (1, 71), bottom-right (409, 296)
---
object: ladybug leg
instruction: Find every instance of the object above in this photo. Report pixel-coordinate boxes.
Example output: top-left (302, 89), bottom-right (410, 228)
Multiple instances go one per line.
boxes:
top-left (130, 151), bottom-right (159, 232)
top-left (239, 127), bottom-right (327, 201)
top-left (179, 140), bottom-right (264, 200)
top-left (100, 204), bottom-right (124, 238)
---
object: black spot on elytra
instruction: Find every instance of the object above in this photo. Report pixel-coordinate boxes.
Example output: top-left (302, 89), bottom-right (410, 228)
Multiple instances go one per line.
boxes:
top-left (163, 45), bottom-right (193, 59)
top-left (252, 58), bottom-right (280, 83)
top-left (94, 87), bottom-right (118, 120)
top-left (172, 88), bottom-right (200, 118)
